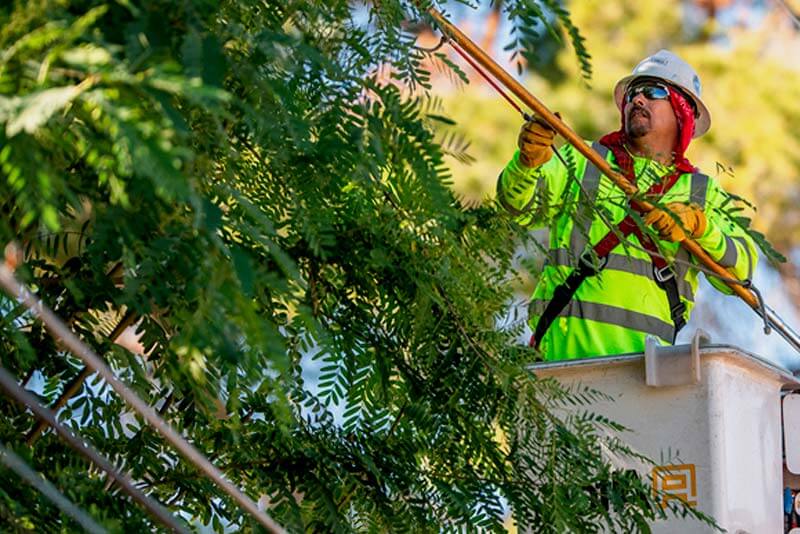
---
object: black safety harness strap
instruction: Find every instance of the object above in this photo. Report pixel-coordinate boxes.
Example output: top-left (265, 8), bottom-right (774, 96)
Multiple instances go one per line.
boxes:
top-left (531, 146), bottom-right (690, 349)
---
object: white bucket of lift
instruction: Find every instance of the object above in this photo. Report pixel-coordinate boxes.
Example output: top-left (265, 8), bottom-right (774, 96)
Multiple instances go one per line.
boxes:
top-left (529, 330), bottom-right (800, 533)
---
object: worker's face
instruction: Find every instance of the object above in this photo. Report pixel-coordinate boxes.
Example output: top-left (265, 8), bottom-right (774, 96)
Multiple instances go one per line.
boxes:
top-left (624, 81), bottom-right (679, 142)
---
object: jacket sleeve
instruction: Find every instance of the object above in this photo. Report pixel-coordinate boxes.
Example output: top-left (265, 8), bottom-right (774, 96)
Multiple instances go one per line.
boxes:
top-left (496, 145), bottom-right (585, 229)
top-left (694, 177), bottom-right (758, 294)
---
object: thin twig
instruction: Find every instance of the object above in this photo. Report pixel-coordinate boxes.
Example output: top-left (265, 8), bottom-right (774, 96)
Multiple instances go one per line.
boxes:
top-left (0, 366), bottom-right (188, 533)
top-left (0, 443), bottom-right (107, 534)
top-left (0, 264), bottom-right (286, 534)
top-left (26, 309), bottom-right (138, 445)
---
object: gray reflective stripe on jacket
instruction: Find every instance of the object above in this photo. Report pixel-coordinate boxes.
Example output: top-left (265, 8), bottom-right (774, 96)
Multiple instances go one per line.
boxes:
top-left (568, 142), bottom-right (607, 255)
top-left (673, 247), bottom-right (693, 292)
top-left (716, 235), bottom-right (753, 277)
top-left (546, 248), bottom-right (695, 302)
top-left (739, 236), bottom-right (754, 280)
top-left (690, 172), bottom-right (709, 207)
top-left (719, 235), bottom-right (738, 267)
top-left (529, 299), bottom-right (675, 342)
top-left (688, 170), bottom-right (745, 273)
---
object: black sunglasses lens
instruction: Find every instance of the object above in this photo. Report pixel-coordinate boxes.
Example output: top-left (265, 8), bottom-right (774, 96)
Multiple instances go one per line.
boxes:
top-left (626, 84), bottom-right (670, 102)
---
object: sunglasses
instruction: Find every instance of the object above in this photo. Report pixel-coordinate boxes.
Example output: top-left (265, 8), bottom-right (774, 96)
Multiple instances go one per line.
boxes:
top-left (625, 83), bottom-right (671, 103)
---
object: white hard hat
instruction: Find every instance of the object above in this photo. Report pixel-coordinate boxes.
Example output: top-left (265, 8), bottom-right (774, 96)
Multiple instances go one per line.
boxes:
top-left (613, 49), bottom-right (711, 138)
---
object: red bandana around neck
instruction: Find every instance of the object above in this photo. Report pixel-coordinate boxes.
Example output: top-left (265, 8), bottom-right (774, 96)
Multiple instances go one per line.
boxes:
top-left (599, 87), bottom-right (697, 186)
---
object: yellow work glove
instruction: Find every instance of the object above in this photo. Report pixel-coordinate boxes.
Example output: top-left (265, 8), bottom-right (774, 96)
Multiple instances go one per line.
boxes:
top-left (517, 116), bottom-right (556, 168)
top-left (643, 202), bottom-right (707, 242)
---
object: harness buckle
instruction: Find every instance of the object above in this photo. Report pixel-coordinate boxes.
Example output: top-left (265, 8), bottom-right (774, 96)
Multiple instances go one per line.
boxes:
top-left (670, 300), bottom-right (688, 328)
top-left (578, 248), bottom-right (608, 275)
top-left (653, 263), bottom-right (675, 283)
top-left (671, 301), bottom-right (687, 318)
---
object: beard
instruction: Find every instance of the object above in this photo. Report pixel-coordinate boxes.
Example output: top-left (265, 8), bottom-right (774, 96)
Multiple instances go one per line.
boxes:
top-left (625, 108), bottom-right (651, 138)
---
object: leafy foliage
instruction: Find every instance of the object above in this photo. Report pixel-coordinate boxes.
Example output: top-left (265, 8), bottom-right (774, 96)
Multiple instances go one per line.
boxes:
top-left (503, 0), bottom-right (591, 80)
top-left (0, 0), bottom-right (708, 532)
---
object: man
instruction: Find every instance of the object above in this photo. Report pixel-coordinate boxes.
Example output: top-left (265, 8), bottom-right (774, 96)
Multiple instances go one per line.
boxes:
top-left (497, 50), bottom-right (757, 360)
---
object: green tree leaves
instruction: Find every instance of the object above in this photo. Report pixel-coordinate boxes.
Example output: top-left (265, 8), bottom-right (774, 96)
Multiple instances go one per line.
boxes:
top-left (0, 1), bottom-right (707, 532)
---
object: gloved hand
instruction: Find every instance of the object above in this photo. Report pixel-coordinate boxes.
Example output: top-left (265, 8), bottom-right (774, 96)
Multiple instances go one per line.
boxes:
top-left (517, 116), bottom-right (556, 168)
top-left (643, 202), bottom-right (707, 242)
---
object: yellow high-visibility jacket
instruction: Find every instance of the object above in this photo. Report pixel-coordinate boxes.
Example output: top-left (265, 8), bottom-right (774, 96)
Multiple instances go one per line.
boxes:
top-left (498, 141), bottom-right (757, 360)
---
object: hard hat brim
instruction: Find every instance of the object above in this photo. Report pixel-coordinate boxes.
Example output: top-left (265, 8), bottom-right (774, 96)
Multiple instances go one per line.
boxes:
top-left (614, 74), bottom-right (711, 138)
